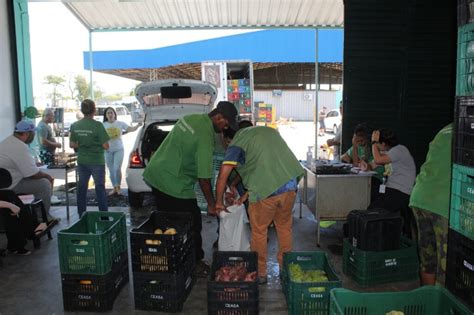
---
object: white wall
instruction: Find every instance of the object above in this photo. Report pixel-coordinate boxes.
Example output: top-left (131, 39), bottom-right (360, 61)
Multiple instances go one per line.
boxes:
top-left (0, 0), bottom-right (16, 141)
top-left (253, 90), bottom-right (337, 121)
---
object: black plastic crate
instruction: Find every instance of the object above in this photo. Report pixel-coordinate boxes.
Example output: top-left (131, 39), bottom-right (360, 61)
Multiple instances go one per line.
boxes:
top-left (208, 251), bottom-right (259, 315)
top-left (458, 0), bottom-right (474, 27)
top-left (133, 252), bottom-right (195, 312)
top-left (347, 208), bottom-right (402, 251)
top-left (61, 252), bottom-right (129, 312)
top-left (130, 211), bottom-right (194, 273)
top-left (454, 96), bottom-right (474, 167)
top-left (446, 228), bottom-right (474, 310)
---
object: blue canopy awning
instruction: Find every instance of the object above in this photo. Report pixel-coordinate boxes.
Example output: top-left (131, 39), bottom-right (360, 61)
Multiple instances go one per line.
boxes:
top-left (84, 29), bottom-right (343, 71)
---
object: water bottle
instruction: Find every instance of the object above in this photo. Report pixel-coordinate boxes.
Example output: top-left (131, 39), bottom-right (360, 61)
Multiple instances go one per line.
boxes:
top-left (306, 146), bottom-right (313, 166)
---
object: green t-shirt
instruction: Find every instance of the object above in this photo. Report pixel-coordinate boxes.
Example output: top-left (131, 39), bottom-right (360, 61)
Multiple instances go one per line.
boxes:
top-left (345, 145), bottom-right (384, 181)
top-left (345, 145), bottom-right (370, 162)
top-left (143, 114), bottom-right (215, 199)
top-left (70, 118), bottom-right (110, 165)
top-left (409, 124), bottom-right (453, 218)
top-left (229, 126), bottom-right (304, 202)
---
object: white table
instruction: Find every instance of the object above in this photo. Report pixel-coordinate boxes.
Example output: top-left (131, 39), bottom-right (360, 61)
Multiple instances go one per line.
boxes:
top-left (40, 165), bottom-right (77, 220)
top-left (300, 165), bottom-right (374, 246)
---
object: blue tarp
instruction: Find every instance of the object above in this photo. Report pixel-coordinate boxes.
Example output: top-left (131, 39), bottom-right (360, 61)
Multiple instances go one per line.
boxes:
top-left (84, 29), bottom-right (343, 70)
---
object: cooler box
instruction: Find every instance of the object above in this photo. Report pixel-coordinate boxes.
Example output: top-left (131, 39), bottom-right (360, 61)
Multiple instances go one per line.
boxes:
top-left (347, 208), bottom-right (402, 251)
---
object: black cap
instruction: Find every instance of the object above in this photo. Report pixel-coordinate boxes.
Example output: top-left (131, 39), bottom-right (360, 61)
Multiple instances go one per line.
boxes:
top-left (216, 101), bottom-right (238, 130)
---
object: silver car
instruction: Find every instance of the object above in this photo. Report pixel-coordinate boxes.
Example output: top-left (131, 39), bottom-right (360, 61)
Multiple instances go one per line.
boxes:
top-left (125, 79), bottom-right (218, 207)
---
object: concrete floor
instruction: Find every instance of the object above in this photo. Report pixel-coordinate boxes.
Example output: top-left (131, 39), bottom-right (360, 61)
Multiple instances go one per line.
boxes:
top-left (0, 198), bottom-right (420, 315)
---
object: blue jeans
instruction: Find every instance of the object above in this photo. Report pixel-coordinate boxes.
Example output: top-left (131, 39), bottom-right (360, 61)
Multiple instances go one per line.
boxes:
top-left (77, 164), bottom-right (108, 216)
top-left (105, 149), bottom-right (124, 187)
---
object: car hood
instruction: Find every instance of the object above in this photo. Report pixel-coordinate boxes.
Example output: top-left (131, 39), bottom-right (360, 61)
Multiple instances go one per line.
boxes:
top-left (135, 79), bottom-right (217, 123)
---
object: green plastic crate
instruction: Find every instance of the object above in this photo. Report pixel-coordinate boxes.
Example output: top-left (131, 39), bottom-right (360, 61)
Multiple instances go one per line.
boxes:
top-left (450, 164), bottom-right (474, 240)
top-left (194, 152), bottom-right (225, 213)
top-left (58, 211), bottom-right (127, 275)
top-left (457, 23), bottom-right (474, 96)
top-left (329, 286), bottom-right (472, 315)
top-left (282, 251), bottom-right (342, 315)
top-left (342, 237), bottom-right (419, 287)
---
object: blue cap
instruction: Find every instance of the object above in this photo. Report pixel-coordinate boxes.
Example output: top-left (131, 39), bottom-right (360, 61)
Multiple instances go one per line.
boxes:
top-left (14, 120), bottom-right (36, 132)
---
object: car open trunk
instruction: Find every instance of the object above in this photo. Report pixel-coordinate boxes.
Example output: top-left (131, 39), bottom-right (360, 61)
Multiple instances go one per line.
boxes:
top-left (140, 122), bottom-right (175, 165)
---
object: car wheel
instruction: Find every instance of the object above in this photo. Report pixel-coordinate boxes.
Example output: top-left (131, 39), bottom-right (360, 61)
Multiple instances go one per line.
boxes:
top-left (333, 124), bottom-right (338, 134)
top-left (128, 190), bottom-right (143, 208)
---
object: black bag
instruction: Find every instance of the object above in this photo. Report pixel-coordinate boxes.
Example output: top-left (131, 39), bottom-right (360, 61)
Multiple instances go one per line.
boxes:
top-left (346, 208), bottom-right (402, 251)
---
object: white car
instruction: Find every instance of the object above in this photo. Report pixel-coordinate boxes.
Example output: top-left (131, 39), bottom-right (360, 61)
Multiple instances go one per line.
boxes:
top-left (94, 105), bottom-right (133, 126)
top-left (125, 79), bottom-right (218, 207)
top-left (324, 109), bottom-right (342, 134)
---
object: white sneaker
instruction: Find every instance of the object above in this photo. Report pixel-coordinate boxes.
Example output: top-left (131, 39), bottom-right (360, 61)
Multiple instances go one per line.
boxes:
top-left (50, 195), bottom-right (62, 205)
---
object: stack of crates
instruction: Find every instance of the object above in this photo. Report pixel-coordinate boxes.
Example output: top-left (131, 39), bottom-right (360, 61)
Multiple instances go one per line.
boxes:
top-left (58, 211), bottom-right (128, 312)
top-left (257, 103), bottom-right (273, 123)
top-left (447, 4), bottom-right (474, 310)
top-left (227, 78), bottom-right (252, 114)
top-left (281, 251), bottom-right (341, 315)
top-left (208, 251), bottom-right (259, 315)
top-left (342, 237), bottom-right (419, 287)
top-left (130, 211), bottom-right (195, 312)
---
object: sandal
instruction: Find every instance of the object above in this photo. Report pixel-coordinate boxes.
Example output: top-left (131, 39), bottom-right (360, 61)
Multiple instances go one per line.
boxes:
top-left (33, 223), bottom-right (48, 236)
top-left (46, 218), bottom-right (59, 229)
top-left (194, 260), bottom-right (211, 278)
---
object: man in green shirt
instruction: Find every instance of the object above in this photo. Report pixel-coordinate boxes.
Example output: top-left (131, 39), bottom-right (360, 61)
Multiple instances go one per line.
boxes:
top-left (409, 124), bottom-right (452, 286)
top-left (143, 101), bottom-right (238, 277)
top-left (215, 126), bottom-right (304, 284)
top-left (70, 99), bottom-right (110, 217)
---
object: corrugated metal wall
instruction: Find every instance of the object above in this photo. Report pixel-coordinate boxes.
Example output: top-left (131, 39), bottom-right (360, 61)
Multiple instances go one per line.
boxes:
top-left (254, 90), bottom-right (337, 121)
top-left (343, 0), bottom-right (456, 169)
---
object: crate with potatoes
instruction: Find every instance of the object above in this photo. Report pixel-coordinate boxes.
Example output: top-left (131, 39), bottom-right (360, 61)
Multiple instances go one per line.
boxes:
top-left (133, 249), bottom-right (196, 312)
top-left (130, 210), bottom-right (195, 273)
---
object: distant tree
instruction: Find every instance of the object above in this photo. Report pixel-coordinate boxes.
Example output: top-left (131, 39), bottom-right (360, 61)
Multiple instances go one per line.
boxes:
top-left (74, 75), bottom-right (89, 102)
top-left (44, 75), bottom-right (65, 106)
top-left (103, 94), bottom-right (123, 103)
top-left (75, 75), bottom-right (104, 101)
top-left (66, 74), bottom-right (77, 101)
top-left (93, 86), bottom-right (104, 100)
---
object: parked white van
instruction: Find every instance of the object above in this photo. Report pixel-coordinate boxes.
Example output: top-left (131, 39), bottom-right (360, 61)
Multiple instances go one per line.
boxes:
top-left (94, 105), bottom-right (133, 125)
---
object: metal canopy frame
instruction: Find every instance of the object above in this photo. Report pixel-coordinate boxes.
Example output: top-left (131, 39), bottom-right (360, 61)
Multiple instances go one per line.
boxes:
top-left (60, 0), bottom-right (344, 157)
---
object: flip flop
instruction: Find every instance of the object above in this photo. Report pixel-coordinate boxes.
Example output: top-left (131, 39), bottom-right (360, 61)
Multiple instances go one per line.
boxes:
top-left (33, 223), bottom-right (48, 236)
top-left (46, 218), bottom-right (59, 228)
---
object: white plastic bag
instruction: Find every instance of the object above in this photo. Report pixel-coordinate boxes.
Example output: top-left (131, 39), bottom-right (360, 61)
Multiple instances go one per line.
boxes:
top-left (218, 204), bottom-right (250, 251)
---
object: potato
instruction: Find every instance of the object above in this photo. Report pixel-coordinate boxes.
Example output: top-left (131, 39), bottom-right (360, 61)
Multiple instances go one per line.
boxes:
top-left (145, 239), bottom-right (154, 245)
top-left (164, 228), bottom-right (177, 235)
top-left (154, 228), bottom-right (163, 235)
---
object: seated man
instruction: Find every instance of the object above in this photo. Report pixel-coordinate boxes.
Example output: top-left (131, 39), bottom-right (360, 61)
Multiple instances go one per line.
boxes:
top-left (0, 121), bottom-right (58, 223)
